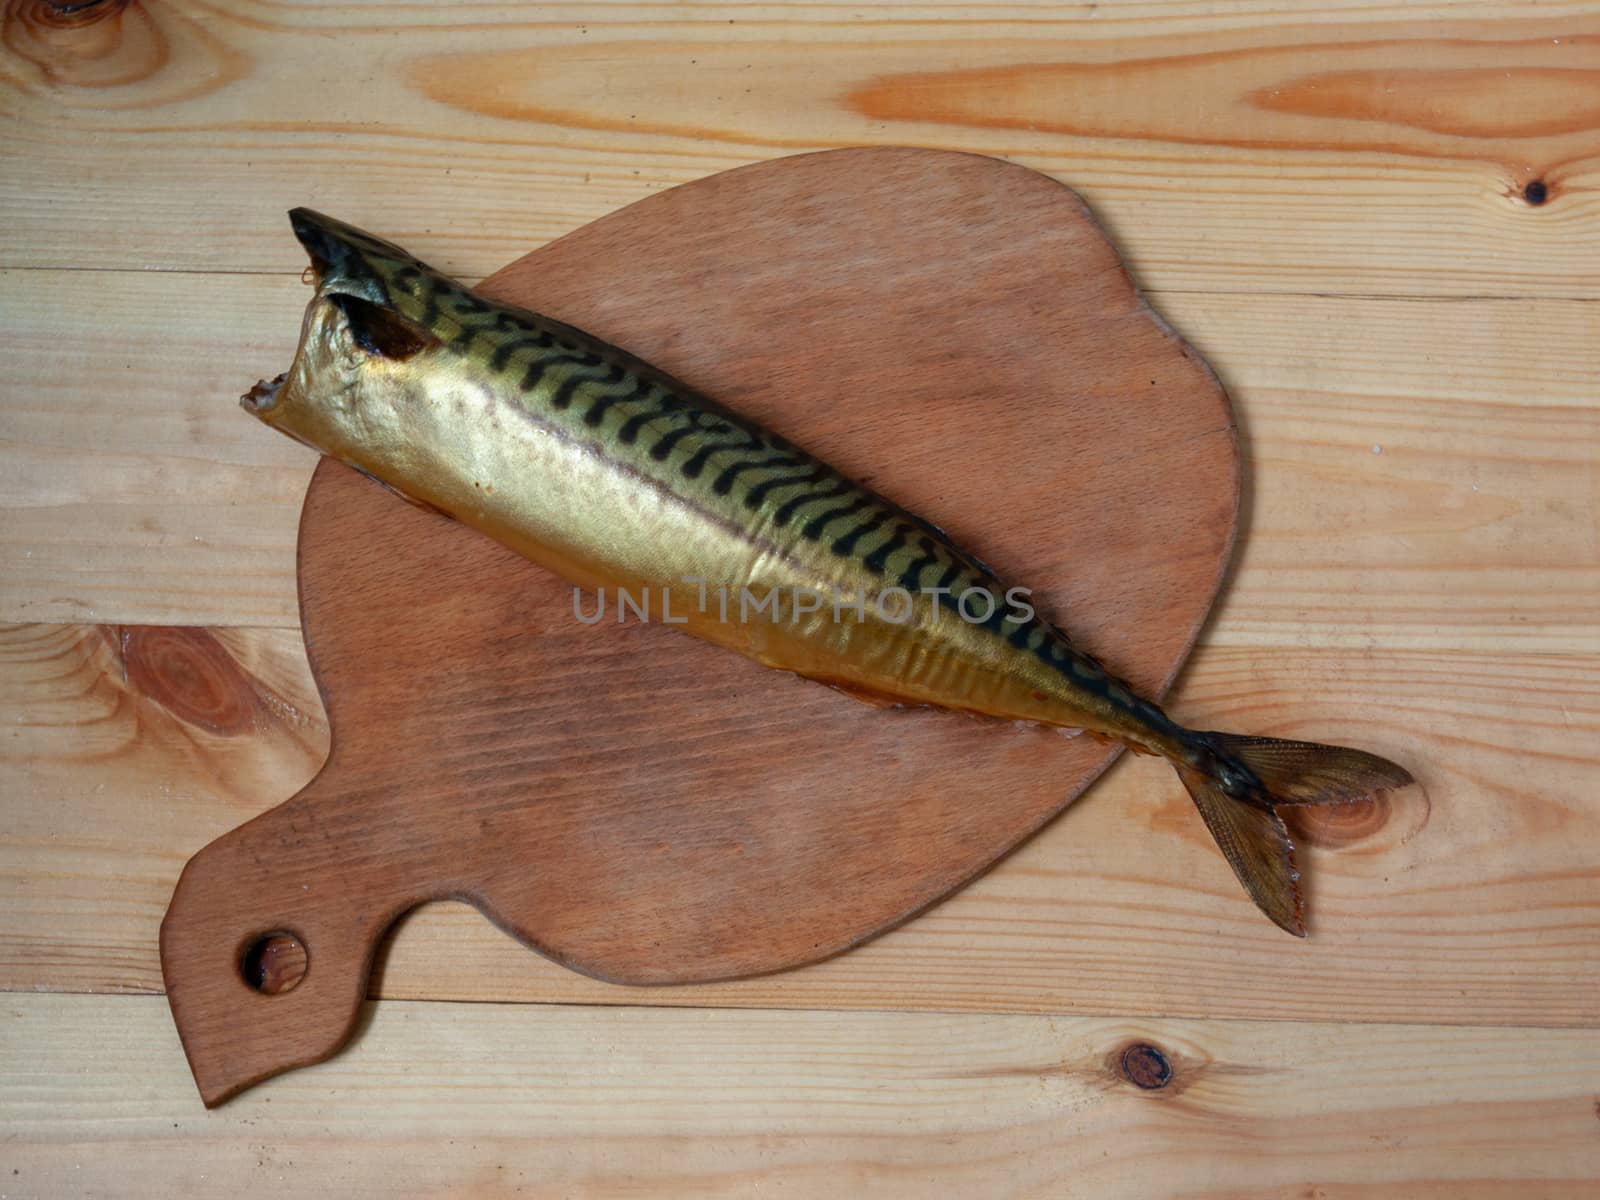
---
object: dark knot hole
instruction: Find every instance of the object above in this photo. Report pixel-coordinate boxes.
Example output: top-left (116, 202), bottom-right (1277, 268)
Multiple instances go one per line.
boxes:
top-left (1119, 1042), bottom-right (1173, 1090)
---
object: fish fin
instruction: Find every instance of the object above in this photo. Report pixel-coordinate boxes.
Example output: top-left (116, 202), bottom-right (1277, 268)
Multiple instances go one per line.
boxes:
top-left (1203, 732), bottom-right (1415, 806)
top-left (327, 293), bottom-right (439, 361)
top-left (1177, 765), bottom-right (1305, 937)
top-left (1179, 734), bottom-right (1414, 936)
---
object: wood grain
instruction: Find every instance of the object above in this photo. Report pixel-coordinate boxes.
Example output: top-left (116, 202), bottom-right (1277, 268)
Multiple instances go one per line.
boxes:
top-left (0, 623), bottom-right (325, 994)
top-left (158, 147), bottom-right (1243, 1104)
top-left (5, 269), bottom-right (1596, 645)
top-left (4, 0), bottom-right (1597, 1185)
top-left (1, 3), bottom-right (1596, 296)
top-left (7, 622), bottom-right (1596, 1028)
top-left (5, 994), bottom-right (1598, 1198)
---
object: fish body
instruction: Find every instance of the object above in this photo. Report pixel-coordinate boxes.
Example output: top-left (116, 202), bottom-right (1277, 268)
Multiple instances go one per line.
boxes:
top-left (245, 210), bottom-right (1414, 936)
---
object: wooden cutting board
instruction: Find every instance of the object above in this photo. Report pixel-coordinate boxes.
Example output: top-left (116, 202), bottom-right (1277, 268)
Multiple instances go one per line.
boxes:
top-left (161, 147), bottom-right (1239, 1106)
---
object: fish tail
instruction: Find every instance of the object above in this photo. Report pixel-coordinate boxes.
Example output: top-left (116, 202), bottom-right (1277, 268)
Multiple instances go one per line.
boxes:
top-left (1173, 732), bottom-right (1414, 937)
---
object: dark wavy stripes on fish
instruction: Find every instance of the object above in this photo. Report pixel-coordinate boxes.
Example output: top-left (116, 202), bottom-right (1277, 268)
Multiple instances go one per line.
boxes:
top-left (388, 265), bottom-right (440, 326)
top-left (773, 481), bottom-right (851, 528)
top-left (648, 424), bottom-right (700, 462)
top-left (618, 394), bottom-right (687, 444)
top-left (800, 496), bottom-right (872, 541)
top-left (897, 537), bottom-right (942, 592)
top-left (552, 363), bottom-right (627, 411)
top-left (489, 333), bottom-right (555, 374)
top-left (584, 376), bottom-right (653, 427)
top-left (743, 465), bottom-right (829, 511)
top-left (830, 512), bottom-right (889, 557)
top-left (682, 434), bottom-right (765, 480)
top-left (523, 352), bottom-right (602, 394)
top-left (861, 526), bottom-right (909, 575)
top-left (711, 454), bottom-right (805, 496)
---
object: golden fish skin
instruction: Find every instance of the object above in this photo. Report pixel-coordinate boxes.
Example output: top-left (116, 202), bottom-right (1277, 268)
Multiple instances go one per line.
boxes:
top-left (243, 209), bottom-right (1414, 937)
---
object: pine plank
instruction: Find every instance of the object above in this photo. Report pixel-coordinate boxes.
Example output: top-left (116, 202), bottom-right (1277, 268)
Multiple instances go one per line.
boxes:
top-left (4, 622), bottom-right (1596, 1027)
top-left (3, 269), bottom-right (1595, 645)
top-left (1, 3), bottom-right (1596, 296)
top-left (0, 624), bottom-right (325, 994)
top-left (3, 994), bottom-right (1597, 1197)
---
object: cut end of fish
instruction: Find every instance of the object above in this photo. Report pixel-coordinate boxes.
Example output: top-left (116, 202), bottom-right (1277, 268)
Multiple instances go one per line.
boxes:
top-left (241, 373), bottom-right (287, 415)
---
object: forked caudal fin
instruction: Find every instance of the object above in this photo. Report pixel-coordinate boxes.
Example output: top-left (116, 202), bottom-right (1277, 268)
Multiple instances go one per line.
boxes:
top-left (1176, 733), bottom-right (1415, 937)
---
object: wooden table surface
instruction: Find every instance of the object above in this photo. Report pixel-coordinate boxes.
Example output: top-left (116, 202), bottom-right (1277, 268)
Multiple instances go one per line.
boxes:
top-left (3, 1), bottom-right (1597, 1196)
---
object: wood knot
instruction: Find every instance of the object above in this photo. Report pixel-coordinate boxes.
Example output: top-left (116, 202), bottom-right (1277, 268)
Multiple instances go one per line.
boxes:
top-left (1523, 179), bottom-right (1549, 206)
top-left (2, 0), bottom-right (166, 92)
top-left (1118, 1042), bottom-right (1172, 1090)
top-left (1288, 795), bottom-right (1391, 849)
top-left (37, 0), bottom-right (123, 26)
top-left (1285, 782), bottom-right (1429, 853)
top-left (118, 626), bottom-right (260, 736)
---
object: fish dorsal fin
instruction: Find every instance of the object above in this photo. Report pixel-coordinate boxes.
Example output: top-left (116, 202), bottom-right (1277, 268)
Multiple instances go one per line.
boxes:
top-left (328, 292), bottom-right (439, 361)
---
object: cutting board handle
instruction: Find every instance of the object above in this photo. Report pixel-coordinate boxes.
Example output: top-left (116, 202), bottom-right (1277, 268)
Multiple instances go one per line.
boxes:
top-left (160, 772), bottom-right (423, 1106)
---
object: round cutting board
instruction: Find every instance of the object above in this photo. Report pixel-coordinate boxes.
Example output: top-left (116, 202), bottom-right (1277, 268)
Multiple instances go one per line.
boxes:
top-left (162, 147), bottom-right (1239, 1105)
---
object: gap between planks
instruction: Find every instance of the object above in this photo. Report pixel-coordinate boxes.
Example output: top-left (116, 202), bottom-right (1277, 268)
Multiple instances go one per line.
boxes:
top-left (12, 985), bottom-right (1600, 1041)
top-left (5, 262), bottom-right (1599, 308)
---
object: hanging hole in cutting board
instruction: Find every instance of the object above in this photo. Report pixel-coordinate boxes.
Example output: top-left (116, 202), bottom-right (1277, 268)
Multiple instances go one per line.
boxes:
top-left (240, 931), bottom-right (308, 995)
